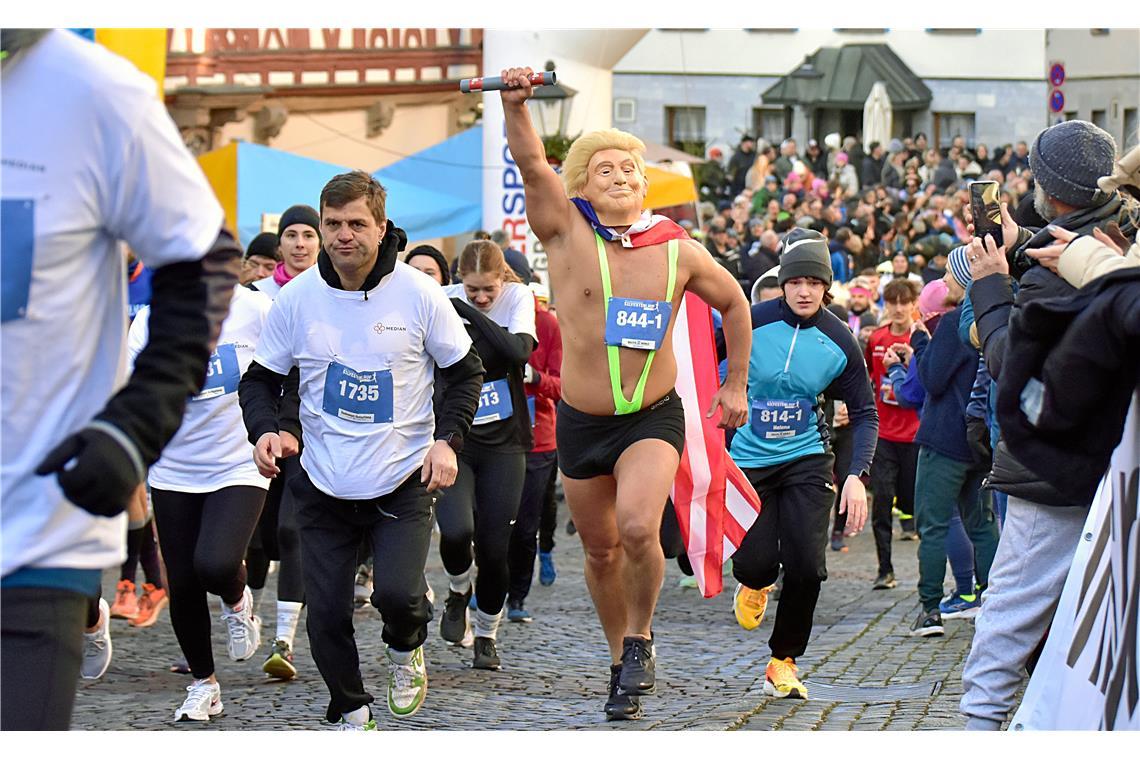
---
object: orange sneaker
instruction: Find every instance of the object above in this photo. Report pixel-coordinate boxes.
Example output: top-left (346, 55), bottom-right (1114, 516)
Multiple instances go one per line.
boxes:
top-left (733, 583), bottom-right (777, 631)
top-left (764, 657), bottom-right (808, 699)
top-left (110, 579), bottom-right (139, 619)
top-left (130, 584), bottom-right (169, 628)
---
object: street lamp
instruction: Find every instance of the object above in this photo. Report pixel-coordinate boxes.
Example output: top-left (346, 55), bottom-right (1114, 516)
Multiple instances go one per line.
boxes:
top-left (527, 61), bottom-right (577, 141)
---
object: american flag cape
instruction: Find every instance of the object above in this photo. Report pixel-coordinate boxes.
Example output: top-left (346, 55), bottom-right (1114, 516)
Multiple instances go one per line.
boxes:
top-left (571, 199), bottom-right (763, 598)
top-left (670, 293), bottom-right (763, 598)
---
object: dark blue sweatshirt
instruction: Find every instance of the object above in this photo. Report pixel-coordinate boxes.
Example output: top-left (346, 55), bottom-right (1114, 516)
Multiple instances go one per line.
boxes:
top-left (914, 306), bottom-right (980, 463)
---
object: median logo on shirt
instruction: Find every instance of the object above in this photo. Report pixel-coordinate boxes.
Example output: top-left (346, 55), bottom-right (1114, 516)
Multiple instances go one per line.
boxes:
top-left (373, 321), bottom-right (408, 335)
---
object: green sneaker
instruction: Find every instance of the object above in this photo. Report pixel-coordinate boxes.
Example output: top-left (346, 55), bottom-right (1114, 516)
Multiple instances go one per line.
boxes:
top-left (333, 717), bottom-right (377, 731)
top-left (387, 646), bottom-right (427, 718)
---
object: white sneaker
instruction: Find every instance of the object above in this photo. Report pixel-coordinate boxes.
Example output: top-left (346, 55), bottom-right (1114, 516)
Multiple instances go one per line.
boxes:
top-left (220, 586), bottom-right (261, 661)
top-left (81, 598), bottom-right (113, 679)
top-left (386, 646), bottom-right (428, 718)
top-left (174, 679), bottom-right (223, 722)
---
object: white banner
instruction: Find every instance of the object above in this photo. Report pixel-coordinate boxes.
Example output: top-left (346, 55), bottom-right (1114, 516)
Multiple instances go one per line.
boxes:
top-left (1011, 389), bottom-right (1140, 730)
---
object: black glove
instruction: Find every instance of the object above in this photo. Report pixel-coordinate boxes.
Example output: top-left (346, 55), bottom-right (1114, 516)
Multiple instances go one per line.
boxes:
top-left (35, 424), bottom-right (144, 517)
top-left (966, 417), bottom-right (993, 468)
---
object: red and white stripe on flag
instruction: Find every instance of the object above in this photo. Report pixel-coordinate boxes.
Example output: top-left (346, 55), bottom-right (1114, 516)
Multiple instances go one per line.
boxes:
top-left (670, 293), bottom-right (762, 598)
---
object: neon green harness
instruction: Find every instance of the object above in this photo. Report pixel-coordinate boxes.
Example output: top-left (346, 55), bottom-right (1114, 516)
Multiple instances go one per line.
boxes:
top-left (595, 233), bottom-right (678, 415)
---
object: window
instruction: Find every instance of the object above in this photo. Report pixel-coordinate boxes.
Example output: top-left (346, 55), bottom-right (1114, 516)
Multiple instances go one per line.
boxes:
top-left (613, 98), bottom-right (636, 123)
top-left (752, 108), bottom-right (787, 144)
top-left (1063, 111), bottom-right (1077, 122)
top-left (665, 106), bottom-right (706, 153)
top-left (1091, 109), bottom-right (1107, 129)
top-left (1090, 29), bottom-right (1110, 36)
top-left (933, 112), bottom-right (976, 149)
top-left (1124, 108), bottom-right (1138, 151)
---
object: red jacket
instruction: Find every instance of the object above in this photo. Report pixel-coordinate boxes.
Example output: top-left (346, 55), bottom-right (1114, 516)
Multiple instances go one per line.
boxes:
top-left (866, 324), bottom-right (920, 443)
top-left (527, 303), bottom-right (562, 452)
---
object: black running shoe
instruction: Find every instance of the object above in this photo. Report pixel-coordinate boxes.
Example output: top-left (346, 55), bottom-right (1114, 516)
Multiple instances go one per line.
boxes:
top-left (605, 665), bottom-right (642, 721)
top-left (472, 636), bottom-right (501, 670)
top-left (440, 588), bottom-right (471, 645)
top-left (617, 636), bottom-right (655, 695)
top-left (910, 609), bottom-right (945, 637)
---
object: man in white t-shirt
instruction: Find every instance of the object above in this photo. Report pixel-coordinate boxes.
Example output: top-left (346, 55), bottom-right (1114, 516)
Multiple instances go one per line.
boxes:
top-left (1, 30), bottom-right (241, 730)
top-left (239, 170), bottom-right (484, 729)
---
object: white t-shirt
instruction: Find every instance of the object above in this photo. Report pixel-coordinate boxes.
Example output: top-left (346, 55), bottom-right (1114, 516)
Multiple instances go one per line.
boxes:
top-left (254, 261), bottom-right (472, 500)
top-left (1, 31), bottom-right (225, 576)
top-left (129, 286), bottom-right (272, 493)
top-left (252, 275), bottom-right (283, 299)
top-left (443, 281), bottom-right (538, 340)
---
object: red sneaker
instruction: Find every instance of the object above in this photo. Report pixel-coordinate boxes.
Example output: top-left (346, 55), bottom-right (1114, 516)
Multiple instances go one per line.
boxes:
top-left (130, 583), bottom-right (169, 628)
top-left (110, 579), bottom-right (139, 619)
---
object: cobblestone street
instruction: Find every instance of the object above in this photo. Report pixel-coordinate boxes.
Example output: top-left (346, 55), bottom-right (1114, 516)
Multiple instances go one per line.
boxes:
top-left (73, 505), bottom-right (980, 731)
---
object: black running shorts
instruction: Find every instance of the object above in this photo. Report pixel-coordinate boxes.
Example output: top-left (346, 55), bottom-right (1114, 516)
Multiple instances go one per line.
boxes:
top-left (555, 391), bottom-right (686, 480)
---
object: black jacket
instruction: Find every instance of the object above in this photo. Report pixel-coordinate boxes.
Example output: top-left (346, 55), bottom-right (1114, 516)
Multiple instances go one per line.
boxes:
top-left (971, 196), bottom-right (1138, 505)
top-left (996, 266), bottom-right (1140, 506)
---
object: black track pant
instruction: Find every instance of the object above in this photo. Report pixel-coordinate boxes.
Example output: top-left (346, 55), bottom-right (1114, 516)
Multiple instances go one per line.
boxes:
top-left (152, 485), bottom-right (266, 680)
top-left (249, 455), bottom-right (305, 602)
top-left (1, 587), bottom-right (88, 730)
top-left (436, 443), bottom-right (526, 615)
top-left (732, 453), bottom-right (835, 661)
top-left (870, 438), bottom-right (918, 575)
top-left (292, 467), bottom-right (435, 723)
top-left (507, 450), bottom-right (559, 604)
top-left (538, 454), bottom-right (559, 554)
top-left (830, 426), bottom-right (855, 536)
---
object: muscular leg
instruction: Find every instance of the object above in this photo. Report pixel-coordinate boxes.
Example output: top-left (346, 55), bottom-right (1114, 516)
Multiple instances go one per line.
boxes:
top-left (562, 473), bottom-right (625, 663)
top-left (612, 440), bottom-right (678, 642)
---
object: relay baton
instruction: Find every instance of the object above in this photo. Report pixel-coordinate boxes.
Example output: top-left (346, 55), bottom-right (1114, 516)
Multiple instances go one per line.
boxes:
top-left (459, 71), bottom-right (556, 93)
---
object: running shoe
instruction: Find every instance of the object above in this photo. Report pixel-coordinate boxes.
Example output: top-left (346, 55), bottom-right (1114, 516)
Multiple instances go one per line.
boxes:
top-left (81, 598), bottom-right (113, 680)
top-left (764, 657), bottom-right (807, 699)
top-left (604, 664), bottom-right (642, 721)
top-left (939, 592), bottom-right (981, 620)
top-left (354, 565), bottom-right (372, 609)
top-left (174, 679), bottom-right (223, 722)
top-left (110, 579), bottom-right (139, 620)
top-left (220, 586), bottom-right (261, 661)
top-left (899, 529), bottom-right (919, 542)
top-left (130, 583), bottom-right (168, 628)
top-left (507, 599), bottom-right (533, 623)
top-left (538, 551), bottom-right (557, 586)
top-left (472, 637), bottom-right (502, 670)
top-left (170, 659), bottom-right (191, 675)
top-left (677, 576), bottom-right (698, 589)
top-left (910, 609), bottom-right (945, 637)
top-left (333, 717), bottom-right (377, 731)
top-left (872, 572), bottom-right (898, 590)
top-left (440, 588), bottom-right (472, 645)
top-left (262, 637), bottom-right (297, 680)
top-left (617, 636), bottom-right (654, 695)
top-left (830, 533), bottom-right (848, 552)
top-left (733, 582), bottom-right (777, 631)
top-left (387, 646), bottom-right (427, 718)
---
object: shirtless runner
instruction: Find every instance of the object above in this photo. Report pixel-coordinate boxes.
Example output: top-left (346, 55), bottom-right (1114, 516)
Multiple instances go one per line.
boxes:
top-left (501, 66), bottom-right (752, 720)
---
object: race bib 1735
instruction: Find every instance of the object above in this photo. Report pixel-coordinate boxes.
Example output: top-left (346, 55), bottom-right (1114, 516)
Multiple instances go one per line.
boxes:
top-left (322, 361), bottom-right (394, 424)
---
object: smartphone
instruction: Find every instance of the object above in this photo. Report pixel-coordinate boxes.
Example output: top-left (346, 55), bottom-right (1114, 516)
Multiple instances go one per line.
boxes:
top-left (969, 181), bottom-right (1002, 240)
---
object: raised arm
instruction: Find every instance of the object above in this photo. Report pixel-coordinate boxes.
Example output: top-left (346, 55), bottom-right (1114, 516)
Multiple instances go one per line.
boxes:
top-left (500, 66), bottom-right (575, 244)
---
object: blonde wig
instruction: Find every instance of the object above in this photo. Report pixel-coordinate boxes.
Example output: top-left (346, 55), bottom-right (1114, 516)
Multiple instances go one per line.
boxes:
top-left (561, 129), bottom-right (648, 198)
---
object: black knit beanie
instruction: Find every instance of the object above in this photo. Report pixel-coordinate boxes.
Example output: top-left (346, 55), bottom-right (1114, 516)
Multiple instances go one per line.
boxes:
top-left (1030, 121), bottom-right (1117, 208)
top-left (244, 231), bottom-right (281, 262)
top-left (777, 228), bottom-right (833, 287)
top-left (278, 204), bottom-right (321, 239)
top-left (405, 245), bottom-right (451, 286)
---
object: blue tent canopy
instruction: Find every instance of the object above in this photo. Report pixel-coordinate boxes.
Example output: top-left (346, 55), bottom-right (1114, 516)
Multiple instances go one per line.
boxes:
top-left (231, 142), bottom-right (479, 245)
top-left (372, 126), bottom-right (483, 240)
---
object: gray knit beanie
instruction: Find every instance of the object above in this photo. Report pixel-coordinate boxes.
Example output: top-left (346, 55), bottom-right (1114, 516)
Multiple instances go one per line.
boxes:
top-left (777, 228), bottom-right (832, 287)
top-left (1030, 121), bottom-right (1117, 208)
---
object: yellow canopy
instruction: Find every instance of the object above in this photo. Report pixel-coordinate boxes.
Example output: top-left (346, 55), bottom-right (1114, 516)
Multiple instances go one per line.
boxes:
top-left (644, 164), bottom-right (698, 210)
